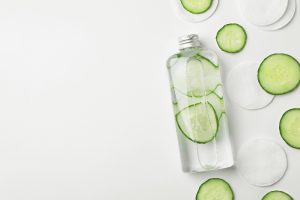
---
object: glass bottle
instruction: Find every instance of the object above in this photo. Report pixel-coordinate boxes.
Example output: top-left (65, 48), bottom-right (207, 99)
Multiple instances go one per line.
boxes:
top-left (166, 34), bottom-right (234, 172)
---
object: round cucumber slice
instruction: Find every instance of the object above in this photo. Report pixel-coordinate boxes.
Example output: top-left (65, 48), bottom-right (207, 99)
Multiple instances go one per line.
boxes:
top-left (236, 139), bottom-right (287, 186)
top-left (196, 178), bottom-right (234, 200)
top-left (258, 54), bottom-right (300, 95)
top-left (202, 92), bottom-right (224, 119)
top-left (261, 0), bottom-right (296, 31)
top-left (175, 92), bottom-right (224, 122)
top-left (280, 108), bottom-right (300, 149)
top-left (262, 191), bottom-right (293, 200)
top-left (226, 62), bottom-right (274, 110)
top-left (240, 0), bottom-right (289, 26)
top-left (176, 102), bottom-right (218, 143)
top-left (180, 0), bottom-right (213, 14)
top-left (216, 23), bottom-right (247, 53)
top-left (174, 0), bottom-right (219, 22)
top-left (173, 56), bottom-right (220, 97)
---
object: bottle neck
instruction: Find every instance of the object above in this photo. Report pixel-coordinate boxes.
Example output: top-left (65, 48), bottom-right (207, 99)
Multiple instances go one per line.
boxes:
top-left (179, 34), bottom-right (202, 51)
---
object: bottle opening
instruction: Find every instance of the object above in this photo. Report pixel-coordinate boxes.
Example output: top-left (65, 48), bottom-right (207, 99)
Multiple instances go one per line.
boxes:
top-left (179, 34), bottom-right (201, 50)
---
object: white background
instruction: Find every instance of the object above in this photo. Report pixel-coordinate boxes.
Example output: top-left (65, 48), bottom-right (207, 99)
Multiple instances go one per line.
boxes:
top-left (0, 0), bottom-right (299, 199)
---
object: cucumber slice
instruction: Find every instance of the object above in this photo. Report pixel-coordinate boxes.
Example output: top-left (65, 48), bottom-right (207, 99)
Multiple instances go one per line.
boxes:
top-left (173, 56), bottom-right (220, 97)
top-left (262, 191), bottom-right (293, 200)
top-left (202, 92), bottom-right (224, 119)
top-left (196, 178), bottom-right (234, 200)
top-left (216, 23), bottom-right (247, 53)
top-left (176, 102), bottom-right (218, 143)
top-left (258, 54), bottom-right (300, 95)
top-left (180, 0), bottom-right (213, 14)
top-left (279, 108), bottom-right (300, 149)
top-left (175, 91), bottom-right (224, 120)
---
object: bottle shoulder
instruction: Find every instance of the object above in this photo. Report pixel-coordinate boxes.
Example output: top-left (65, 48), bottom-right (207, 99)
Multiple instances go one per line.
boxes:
top-left (167, 48), bottom-right (219, 68)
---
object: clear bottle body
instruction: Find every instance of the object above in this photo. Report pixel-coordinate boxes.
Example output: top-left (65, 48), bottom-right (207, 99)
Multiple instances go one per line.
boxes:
top-left (167, 44), bottom-right (234, 173)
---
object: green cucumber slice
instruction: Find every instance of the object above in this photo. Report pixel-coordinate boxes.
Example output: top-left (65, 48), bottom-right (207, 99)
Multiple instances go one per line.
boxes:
top-left (216, 23), bottom-right (247, 53)
top-left (175, 91), bottom-right (224, 120)
top-left (196, 178), bottom-right (234, 200)
top-left (176, 102), bottom-right (218, 143)
top-left (202, 92), bottom-right (224, 119)
top-left (279, 108), bottom-right (300, 149)
top-left (180, 0), bottom-right (213, 14)
top-left (262, 191), bottom-right (293, 200)
top-left (258, 54), bottom-right (300, 95)
top-left (173, 56), bottom-right (220, 97)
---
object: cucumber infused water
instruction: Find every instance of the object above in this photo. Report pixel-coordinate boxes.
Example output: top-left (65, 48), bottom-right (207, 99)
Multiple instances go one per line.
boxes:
top-left (167, 35), bottom-right (234, 172)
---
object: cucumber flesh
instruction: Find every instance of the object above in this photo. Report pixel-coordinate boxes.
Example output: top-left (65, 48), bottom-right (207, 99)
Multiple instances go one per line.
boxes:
top-left (280, 108), bottom-right (300, 149)
top-left (180, 0), bottom-right (213, 14)
top-left (196, 178), bottom-right (234, 200)
top-left (176, 102), bottom-right (218, 143)
top-left (258, 54), bottom-right (300, 95)
top-left (216, 23), bottom-right (247, 53)
top-left (262, 191), bottom-right (293, 200)
top-left (173, 56), bottom-right (220, 97)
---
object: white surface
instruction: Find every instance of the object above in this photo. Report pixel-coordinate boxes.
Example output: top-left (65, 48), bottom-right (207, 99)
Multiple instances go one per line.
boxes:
top-left (0, 0), bottom-right (299, 200)
top-left (261, 0), bottom-right (297, 31)
top-left (240, 0), bottom-right (289, 26)
top-left (236, 139), bottom-right (288, 186)
top-left (226, 62), bottom-right (274, 110)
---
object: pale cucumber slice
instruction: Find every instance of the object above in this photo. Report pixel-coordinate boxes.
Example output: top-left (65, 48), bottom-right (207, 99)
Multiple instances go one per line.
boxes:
top-left (262, 191), bottom-right (293, 200)
top-left (216, 24), bottom-right (247, 53)
top-left (280, 108), bottom-right (300, 149)
top-left (174, 0), bottom-right (219, 23)
top-left (196, 178), bottom-right (234, 200)
top-left (180, 0), bottom-right (213, 14)
top-left (258, 54), bottom-right (300, 95)
top-left (261, 0), bottom-right (296, 31)
top-left (226, 62), bottom-right (274, 110)
top-left (176, 102), bottom-right (218, 143)
top-left (213, 84), bottom-right (223, 98)
top-left (237, 139), bottom-right (288, 186)
top-left (173, 56), bottom-right (220, 97)
top-left (201, 92), bottom-right (224, 119)
top-left (240, 0), bottom-right (289, 26)
top-left (176, 91), bottom-right (224, 119)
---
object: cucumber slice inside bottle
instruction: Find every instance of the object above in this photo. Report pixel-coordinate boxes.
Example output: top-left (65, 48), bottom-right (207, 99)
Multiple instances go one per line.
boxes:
top-left (216, 23), bottom-right (247, 53)
top-left (279, 108), bottom-right (300, 149)
top-left (262, 191), bottom-right (293, 200)
top-left (178, 91), bottom-right (224, 118)
top-left (202, 92), bottom-right (224, 119)
top-left (176, 102), bottom-right (218, 143)
top-left (173, 56), bottom-right (220, 97)
top-left (180, 0), bottom-right (213, 14)
top-left (258, 54), bottom-right (300, 95)
top-left (196, 178), bottom-right (234, 200)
